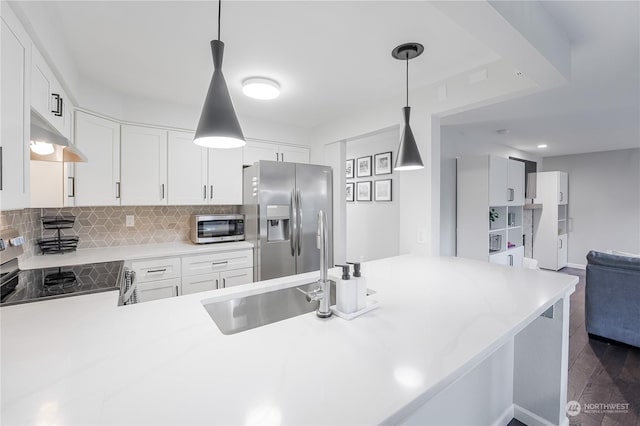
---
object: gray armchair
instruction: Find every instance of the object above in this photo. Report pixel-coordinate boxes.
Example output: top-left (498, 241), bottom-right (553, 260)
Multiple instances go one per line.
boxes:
top-left (585, 250), bottom-right (640, 348)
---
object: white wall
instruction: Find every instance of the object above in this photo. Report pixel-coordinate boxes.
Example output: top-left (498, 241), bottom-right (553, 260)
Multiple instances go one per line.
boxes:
top-left (542, 148), bottom-right (640, 266)
top-left (345, 127), bottom-right (400, 262)
top-left (439, 127), bottom-right (542, 256)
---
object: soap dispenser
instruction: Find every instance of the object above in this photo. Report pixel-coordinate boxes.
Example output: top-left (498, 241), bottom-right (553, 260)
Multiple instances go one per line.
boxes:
top-left (335, 264), bottom-right (357, 314)
top-left (348, 261), bottom-right (367, 310)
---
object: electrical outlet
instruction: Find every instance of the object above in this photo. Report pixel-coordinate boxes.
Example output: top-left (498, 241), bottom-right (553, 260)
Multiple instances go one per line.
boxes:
top-left (126, 215), bottom-right (135, 227)
top-left (417, 228), bottom-right (426, 244)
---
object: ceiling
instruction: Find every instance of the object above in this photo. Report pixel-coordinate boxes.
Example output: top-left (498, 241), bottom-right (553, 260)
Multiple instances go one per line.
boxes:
top-left (32, 1), bottom-right (500, 129)
top-left (441, 1), bottom-right (640, 157)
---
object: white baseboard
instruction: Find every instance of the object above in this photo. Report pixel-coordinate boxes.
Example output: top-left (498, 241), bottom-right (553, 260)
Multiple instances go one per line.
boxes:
top-left (514, 404), bottom-right (558, 426)
top-left (566, 263), bottom-right (586, 270)
top-left (493, 405), bottom-right (515, 426)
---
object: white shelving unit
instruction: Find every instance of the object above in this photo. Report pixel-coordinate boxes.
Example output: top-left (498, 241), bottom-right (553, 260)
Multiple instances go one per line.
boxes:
top-left (457, 155), bottom-right (525, 267)
top-left (533, 171), bottom-right (569, 270)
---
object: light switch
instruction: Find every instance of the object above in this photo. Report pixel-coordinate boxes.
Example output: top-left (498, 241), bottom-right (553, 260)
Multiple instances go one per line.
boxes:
top-left (126, 215), bottom-right (135, 227)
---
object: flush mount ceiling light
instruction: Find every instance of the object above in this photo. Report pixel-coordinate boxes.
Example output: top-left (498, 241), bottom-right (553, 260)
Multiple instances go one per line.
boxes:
top-left (194, 0), bottom-right (245, 149)
top-left (242, 78), bottom-right (280, 100)
top-left (392, 42), bottom-right (424, 171)
top-left (537, 144), bottom-right (548, 149)
top-left (30, 140), bottom-right (55, 156)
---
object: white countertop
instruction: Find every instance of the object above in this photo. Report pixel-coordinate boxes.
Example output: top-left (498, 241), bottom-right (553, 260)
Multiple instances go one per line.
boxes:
top-left (19, 241), bottom-right (254, 269)
top-left (0, 255), bottom-right (577, 425)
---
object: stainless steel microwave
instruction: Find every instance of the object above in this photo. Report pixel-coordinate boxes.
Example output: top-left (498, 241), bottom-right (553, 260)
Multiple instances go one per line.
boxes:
top-left (190, 215), bottom-right (245, 244)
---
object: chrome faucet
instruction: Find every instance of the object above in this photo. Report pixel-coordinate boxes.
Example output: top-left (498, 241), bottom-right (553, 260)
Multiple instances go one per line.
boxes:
top-left (303, 210), bottom-right (332, 318)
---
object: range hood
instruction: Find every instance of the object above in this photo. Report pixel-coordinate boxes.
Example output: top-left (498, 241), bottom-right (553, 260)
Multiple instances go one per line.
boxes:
top-left (30, 114), bottom-right (88, 162)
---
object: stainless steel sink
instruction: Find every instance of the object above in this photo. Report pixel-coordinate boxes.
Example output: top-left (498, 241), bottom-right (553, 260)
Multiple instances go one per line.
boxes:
top-left (202, 281), bottom-right (375, 335)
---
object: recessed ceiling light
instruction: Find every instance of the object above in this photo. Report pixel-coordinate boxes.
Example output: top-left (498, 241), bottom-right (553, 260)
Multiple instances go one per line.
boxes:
top-left (537, 144), bottom-right (548, 149)
top-left (242, 78), bottom-right (280, 100)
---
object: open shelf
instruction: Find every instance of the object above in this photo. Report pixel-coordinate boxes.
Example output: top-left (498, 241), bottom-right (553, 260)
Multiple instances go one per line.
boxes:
top-left (489, 206), bottom-right (507, 230)
top-left (508, 227), bottom-right (524, 250)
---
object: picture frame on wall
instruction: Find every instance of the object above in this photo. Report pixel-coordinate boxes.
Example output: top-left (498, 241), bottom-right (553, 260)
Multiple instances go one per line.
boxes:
top-left (346, 183), bottom-right (354, 202)
top-left (346, 159), bottom-right (354, 179)
top-left (356, 156), bottom-right (372, 177)
top-left (374, 179), bottom-right (392, 201)
top-left (356, 181), bottom-right (372, 201)
top-left (374, 151), bottom-right (392, 175)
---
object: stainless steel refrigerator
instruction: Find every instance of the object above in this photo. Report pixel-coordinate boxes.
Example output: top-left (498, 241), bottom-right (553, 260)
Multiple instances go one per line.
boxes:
top-left (243, 161), bottom-right (333, 281)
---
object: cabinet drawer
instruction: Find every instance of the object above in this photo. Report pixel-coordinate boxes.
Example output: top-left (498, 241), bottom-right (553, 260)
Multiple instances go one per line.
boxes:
top-left (182, 273), bottom-right (219, 295)
top-left (130, 257), bottom-right (181, 283)
top-left (220, 267), bottom-right (253, 288)
top-left (137, 278), bottom-right (181, 302)
top-left (182, 250), bottom-right (253, 277)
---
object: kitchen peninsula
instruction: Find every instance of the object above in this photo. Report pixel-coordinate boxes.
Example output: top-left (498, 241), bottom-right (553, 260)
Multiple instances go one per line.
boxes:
top-left (1, 255), bottom-right (577, 425)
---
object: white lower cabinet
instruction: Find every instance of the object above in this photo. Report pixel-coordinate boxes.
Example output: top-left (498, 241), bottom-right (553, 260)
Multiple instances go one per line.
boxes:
top-left (558, 234), bottom-right (568, 269)
top-left (129, 249), bottom-right (254, 302)
top-left (489, 246), bottom-right (524, 267)
top-left (137, 278), bottom-right (181, 303)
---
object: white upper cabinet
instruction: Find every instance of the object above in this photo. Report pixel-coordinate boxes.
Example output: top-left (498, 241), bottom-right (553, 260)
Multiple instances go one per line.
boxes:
top-left (120, 125), bottom-right (167, 206)
top-left (208, 148), bottom-right (242, 204)
top-left (558, 172), bottom-right (568, 205)
top-left (1, 7), bottom-right (30, 210)
top-left (488, 156), bottom-right (508, 206)
top-left (167, 131), bottom-right (207, 205)
top-left (74, 111), bottom-right (121, 206)
top-left (243, 140), bottom-right (309, 166)
top-left (507, 160), bottom-right (525, 206)
top-left (167, 131), bottom-right (242, 205)
top-left (30, 47), bottom-right (72, 139)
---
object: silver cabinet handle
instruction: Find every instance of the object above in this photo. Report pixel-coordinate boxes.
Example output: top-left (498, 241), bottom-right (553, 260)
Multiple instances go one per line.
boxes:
top-left (147, 268), bottom-right (167, 273)
top-left (161, 183), bottom-right (165, 199)
top-left (116, 182), bottom-right (121, 199)
top-left (507, 188), bottom-right (514, 202)
top-left (175, 285), bottom-right (179, 296)
top-left (215, 279), bottom-right (219, 289)
top-left (280, 153), bottom-right (284, 162)
top-left (210, 185), bottom-right (214, 199)
top-left (297, 189), bottom-right (303, 256)
top-left (203, 185), bottom-right (207, 199)
top-left (508, 254), bottom-right (513, 266)
top-left (222, 278), bottom-right (226, 288)
top-left (560, 192), bottom-right (563, 202)
top-left (68, 177), bottom-right (75, 197)
top-left (559, 239), bottom-right (563, 249)
top-left (212, 261), bottom-right (228, 266)
top-left (275, 152), bottom-right (279, 161)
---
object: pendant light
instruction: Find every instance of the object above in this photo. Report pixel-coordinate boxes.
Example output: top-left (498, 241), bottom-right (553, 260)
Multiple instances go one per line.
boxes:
top-left (392, 43), bottom-right (424, 171)
top-left (194, 0), bottom-right (245, 149)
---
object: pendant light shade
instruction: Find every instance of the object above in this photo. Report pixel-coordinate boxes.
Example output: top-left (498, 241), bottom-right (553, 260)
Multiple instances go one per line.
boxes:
top-left (194, 1), bottom-right (245, 148)
top-left (395, 106), bottom-right (423, 171)
top-left (392, 43), bottom-right (424, 171)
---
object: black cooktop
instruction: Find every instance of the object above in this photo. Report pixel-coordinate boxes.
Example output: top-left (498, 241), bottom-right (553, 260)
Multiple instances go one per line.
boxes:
top-left (0, 261), bottom-right (123, 306)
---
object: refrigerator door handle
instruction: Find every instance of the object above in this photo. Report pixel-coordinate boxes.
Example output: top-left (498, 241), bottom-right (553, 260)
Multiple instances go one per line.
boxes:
top-left (290, 189), bottom-right (297, 257)
top-left (297, 189), bottom-right (303, 256)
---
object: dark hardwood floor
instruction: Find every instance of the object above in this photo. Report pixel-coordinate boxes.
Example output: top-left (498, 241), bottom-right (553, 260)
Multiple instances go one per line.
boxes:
top-left (563, 267), bottom-right (639, 426)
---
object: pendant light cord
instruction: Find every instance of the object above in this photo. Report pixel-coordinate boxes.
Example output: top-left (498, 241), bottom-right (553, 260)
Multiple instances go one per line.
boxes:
top-left (217, 0), bottom-right (221, 40)
top-left (405, 54), bottom-right (409, 107)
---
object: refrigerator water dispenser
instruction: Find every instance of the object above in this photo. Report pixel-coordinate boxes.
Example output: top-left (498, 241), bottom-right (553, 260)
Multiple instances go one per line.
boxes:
top-left (266, 205), bottom-right (290, 242)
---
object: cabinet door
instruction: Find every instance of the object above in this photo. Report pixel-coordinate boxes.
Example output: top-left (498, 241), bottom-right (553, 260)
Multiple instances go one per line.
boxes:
top-left (208, 148), bottom-right (242, 204)
top-left (505, 246), bottom-right (524, 267)
top-left (167, 131), bottom-right (208, 205)
top-left (243, 140), bottom-right (279, 166)
top-left (507, 160), bottom-right (524, 206)
top-left (220, 267), bottom-right (253, 288)
top-left (30, 48), bottom-right (52, 121)
top-left (489, 251), bottom-right (509, 265)
top-left (120, 125), bottom-right (167, 206)
top-left (558, 172), bottom-right (568, 205)
top-left (488, 156), bottom-right (508, 206)
top-left (74, 112), bottom-right (121, 206)
top-left (558, 234), bottom-right (568, 269)
top-left (279, 145), bottom-right (310, 164)
top-left (0, 17), bottom-right (29, 210)
top-left (137, 278), bottom-right (181, 303)
top-left (182, 273), bottom-right (219, 295)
